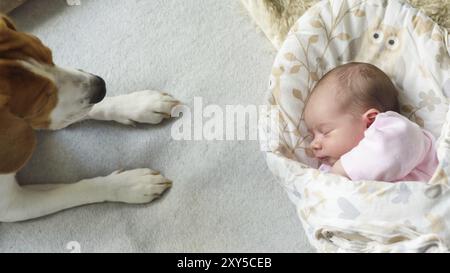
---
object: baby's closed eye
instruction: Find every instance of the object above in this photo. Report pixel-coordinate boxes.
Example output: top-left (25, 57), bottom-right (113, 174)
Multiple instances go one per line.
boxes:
top-left (319, 127), bottom-right (333, 136)
top-left (309, 130), bottom-right (332, 141)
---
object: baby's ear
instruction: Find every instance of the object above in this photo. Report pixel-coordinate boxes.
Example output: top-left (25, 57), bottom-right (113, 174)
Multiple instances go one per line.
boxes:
top-left (0, 108), bottom-right (36, 174)
top-left (362, 108), bottom-right (380, 127)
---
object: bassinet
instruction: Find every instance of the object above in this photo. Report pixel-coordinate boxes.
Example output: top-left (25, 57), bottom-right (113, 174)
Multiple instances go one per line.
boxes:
top-left (260, 0), bottom-right (450, 252)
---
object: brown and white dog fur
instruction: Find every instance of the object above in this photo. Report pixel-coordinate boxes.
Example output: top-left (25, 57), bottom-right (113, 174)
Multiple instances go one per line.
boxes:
top-left (0, 15), bottom-right (177, 222)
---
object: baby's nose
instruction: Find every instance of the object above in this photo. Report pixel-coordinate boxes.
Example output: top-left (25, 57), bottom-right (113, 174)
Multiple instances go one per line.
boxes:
top-left (310, 139), bottom-right (322, 150)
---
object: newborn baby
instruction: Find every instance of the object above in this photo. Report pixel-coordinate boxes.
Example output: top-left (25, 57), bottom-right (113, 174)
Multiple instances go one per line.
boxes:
top-left (304, 62), bottom-right (438, 182)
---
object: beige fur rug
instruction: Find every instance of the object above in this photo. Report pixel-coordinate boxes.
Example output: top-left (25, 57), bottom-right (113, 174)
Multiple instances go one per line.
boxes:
top-left (241, 0), bottom-right (450, 49)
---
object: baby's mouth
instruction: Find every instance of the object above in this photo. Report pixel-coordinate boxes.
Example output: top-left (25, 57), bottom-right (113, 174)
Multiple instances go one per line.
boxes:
top-left (318, 157), bottom-right (329, 163)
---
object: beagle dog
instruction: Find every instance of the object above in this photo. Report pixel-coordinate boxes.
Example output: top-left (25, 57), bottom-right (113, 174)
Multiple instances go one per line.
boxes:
top-left (0, 15), bottom-right (177, 222)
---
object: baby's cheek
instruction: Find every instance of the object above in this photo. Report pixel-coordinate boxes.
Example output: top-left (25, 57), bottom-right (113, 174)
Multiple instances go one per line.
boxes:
top-left (325, 138), bottom-right (342, 155)
top-left (334, 134), bottom-right (356, 156)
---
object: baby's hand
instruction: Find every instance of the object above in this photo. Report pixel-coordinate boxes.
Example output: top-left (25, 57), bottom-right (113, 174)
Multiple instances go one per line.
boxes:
top-left (330, 160), bottom-right (350, 179)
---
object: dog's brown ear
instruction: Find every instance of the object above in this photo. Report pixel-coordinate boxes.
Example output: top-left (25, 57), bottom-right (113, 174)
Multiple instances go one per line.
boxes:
top-left (0, 108), bottom-right (36, 174)
top-left (0, 59), bottom-right (58, 129)
top-left (0, 14), bottom-right (53, 65)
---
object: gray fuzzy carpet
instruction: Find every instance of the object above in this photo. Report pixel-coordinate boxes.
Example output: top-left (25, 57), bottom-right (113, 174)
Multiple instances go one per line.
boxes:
top-left (0, 0), bottom-right (313, 252)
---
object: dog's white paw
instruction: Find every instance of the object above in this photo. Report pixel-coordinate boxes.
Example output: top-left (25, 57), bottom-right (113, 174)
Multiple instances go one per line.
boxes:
top-left (105, 168), bottom-right (172, 203)
top-left (113, 90), bottom-right (179, 125)
top-left (89, 90), bottom-right (180, 125)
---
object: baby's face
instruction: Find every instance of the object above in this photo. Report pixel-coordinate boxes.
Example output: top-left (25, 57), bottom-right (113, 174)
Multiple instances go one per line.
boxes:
top-left (304, 86), bottom-right (367, 166)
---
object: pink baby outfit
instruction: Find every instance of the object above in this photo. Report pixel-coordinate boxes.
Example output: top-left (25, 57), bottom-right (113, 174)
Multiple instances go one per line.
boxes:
top-left (319, 111), bottom-right (439, 182)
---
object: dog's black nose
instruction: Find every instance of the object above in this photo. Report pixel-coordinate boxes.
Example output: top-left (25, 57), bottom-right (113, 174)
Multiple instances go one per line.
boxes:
top-left (89, 76), bottom-right (106, 104)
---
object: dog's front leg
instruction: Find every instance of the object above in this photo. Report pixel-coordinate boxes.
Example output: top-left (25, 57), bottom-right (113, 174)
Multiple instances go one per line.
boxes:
top-left (86, 90), bottom-right (179, 125)
top-left (0, 169), bottom-right (171, 222)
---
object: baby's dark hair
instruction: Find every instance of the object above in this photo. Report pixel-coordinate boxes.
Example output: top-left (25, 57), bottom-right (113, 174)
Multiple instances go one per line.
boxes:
top-left (313, 62), bottom-right (400, 115)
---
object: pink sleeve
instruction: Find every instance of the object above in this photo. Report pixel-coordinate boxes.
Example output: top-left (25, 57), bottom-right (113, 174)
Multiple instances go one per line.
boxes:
top-left (340, 112), bottom-right (428, 182)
